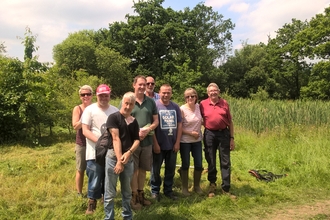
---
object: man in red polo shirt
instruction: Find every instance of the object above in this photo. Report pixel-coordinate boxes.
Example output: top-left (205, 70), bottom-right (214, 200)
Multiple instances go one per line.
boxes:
top-left (200, 83), bottom-right (236, 199)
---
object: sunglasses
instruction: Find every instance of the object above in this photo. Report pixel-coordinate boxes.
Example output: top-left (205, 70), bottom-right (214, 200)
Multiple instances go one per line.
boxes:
top-left (80, 93), bottom-right (92, 97)
top-left (146, 82), bottom-right (155, 86)
top-left (185, 95), bottom-right (196, 99)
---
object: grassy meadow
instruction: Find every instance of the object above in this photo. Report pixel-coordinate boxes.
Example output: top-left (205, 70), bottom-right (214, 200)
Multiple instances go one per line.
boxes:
top-left (1, 99), bottom-right (330, 220)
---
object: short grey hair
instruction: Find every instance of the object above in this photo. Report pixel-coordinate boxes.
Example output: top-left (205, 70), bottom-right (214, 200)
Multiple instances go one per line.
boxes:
top-left (122, 91), bottom-right (136, 103)
top-left (207, 83), bottom-right (220, 93)
top-left (79, 85), bottom-right (93, 94)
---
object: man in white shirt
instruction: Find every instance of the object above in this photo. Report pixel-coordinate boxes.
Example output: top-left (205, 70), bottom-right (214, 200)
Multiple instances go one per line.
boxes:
top-left (82, 84), bottom-right (119, 214)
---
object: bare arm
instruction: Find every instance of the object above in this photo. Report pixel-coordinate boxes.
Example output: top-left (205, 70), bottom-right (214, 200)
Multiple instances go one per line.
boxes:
top-left (229, 120), bottom-right (235, 151)
top-left (122, 139), bottom-right (140, 164)
top-left (109, 128), bottom-right (124, 174)
top-left (149, 114), bottom-right (159, 131)
top-left (173, 121), bottom-right (182, 152)
top-left (72, 106), bottom-right (82, 130)
top-left (139, 114), bottom-right (159, 140)
top-left (82, 124), bottom-right (98, 143)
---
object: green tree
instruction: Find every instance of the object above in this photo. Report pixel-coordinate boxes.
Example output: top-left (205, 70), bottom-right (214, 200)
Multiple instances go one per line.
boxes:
top-left (266, 19), bottom-right (310, 99)
top-left (0, 56), bottom-right (25, 142)
top-left (53, 30), bottom-right (132, 97)
top-left (102, 0), bottom-right (234, 88)
top-left (221, 43), bottom-right (270, 98)
top-left (0, 28), bottom-right (55, 143)
top-left (95, 45), bottom-right (132, 96)
top-left (297, 6), bottom-right (330, 99)
top-left (53, 30), bottom-right (97, 75)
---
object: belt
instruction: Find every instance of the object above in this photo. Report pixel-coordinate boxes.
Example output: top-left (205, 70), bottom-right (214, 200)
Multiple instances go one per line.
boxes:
top-left (207, 127), bottom-right (228, 132)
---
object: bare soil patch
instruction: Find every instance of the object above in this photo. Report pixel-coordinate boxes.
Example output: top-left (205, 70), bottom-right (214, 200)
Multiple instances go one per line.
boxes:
top-left (264, 200), bottom-right (330, 220)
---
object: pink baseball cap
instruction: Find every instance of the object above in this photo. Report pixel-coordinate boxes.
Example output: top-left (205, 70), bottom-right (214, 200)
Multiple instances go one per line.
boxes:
top-left (96, 84), bottom-right (111, 95)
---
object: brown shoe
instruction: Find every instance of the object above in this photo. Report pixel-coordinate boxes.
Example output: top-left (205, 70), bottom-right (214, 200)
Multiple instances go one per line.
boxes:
top-left (138, 190), bottom-right (151, 206)
top-left (221, 189), bottom-right (237, 199)
top-left (208, 183), bottom-right (216, 198)
top-left (85, 199), bottom-right (97, 214)
top-left (130, 191), bottom-right (142, 210)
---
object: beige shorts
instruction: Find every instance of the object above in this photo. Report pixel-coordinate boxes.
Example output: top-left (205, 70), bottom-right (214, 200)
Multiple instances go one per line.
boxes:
top-left (132, 145), bottom-right (152, 171)
top-left (75, 144), bottom-right (86, 171)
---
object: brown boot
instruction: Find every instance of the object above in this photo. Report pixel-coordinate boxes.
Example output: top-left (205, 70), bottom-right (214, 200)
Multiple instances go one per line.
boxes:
top-left (181, 170), bottom-right (190, 196)
top-left (85, 199), bottom-right (97, 214)
top-left (138, 190), bottom-right (151, 206)
top-left (130, 191), bottom-right (142, 210)
top-left (193, 170), bottom-right (203, 195)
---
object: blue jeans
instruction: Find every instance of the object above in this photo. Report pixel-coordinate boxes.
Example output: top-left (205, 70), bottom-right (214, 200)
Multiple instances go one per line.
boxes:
top-left (104, 149), bottom-right (134, 220)
top-left (86, 160), bottom-right (104, 199)
top-left (180, 141), bottom-right (203, 171)
top-left (150, 150), bottom-right (177, 196)
top-left (203, 128), bottom-right (231, 192)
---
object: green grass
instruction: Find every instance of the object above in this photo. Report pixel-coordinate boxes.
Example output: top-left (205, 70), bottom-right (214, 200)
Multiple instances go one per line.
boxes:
top-left (1, 126), bottom-right (330, 219)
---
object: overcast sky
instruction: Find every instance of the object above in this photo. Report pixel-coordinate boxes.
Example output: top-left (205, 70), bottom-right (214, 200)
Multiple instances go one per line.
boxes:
top-left (0, 0), bottom-right (329, 62)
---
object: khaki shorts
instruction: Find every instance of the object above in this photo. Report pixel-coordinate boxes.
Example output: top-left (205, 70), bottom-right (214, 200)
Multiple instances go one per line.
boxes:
top-left (75, 144), bottom-right (87, 171)
top-left (132, 145), bottom-right (152, 171)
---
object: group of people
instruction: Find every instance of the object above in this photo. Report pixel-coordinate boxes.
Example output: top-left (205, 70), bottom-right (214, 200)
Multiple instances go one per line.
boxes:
top-left (72, 76), bottom-right (236, 220)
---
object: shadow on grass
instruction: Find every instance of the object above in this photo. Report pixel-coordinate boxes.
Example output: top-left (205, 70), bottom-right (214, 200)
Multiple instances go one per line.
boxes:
top-left (0, 132), bottom-right (75, 148)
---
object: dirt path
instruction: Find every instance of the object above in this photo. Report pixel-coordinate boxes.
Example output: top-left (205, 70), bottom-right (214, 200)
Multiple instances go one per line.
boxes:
top-left (264, 200), bottom-right (330, 219)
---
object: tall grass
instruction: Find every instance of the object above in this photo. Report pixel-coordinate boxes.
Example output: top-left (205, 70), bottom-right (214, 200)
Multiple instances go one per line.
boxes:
top-left (226, 98), bottom-right (330, 134)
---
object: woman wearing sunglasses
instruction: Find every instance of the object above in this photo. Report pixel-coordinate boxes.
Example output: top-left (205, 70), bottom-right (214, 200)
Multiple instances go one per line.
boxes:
top-left (179, 88), bottom-right (203, 196)
top-left (72, 85), bottom-right (93, 197)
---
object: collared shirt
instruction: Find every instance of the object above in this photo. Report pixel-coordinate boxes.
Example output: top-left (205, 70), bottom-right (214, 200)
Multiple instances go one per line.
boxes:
top-left (200, 97), bottom-right (232, 130)
top-left (145, 91), bottom-right (160, 101)
top-left (128, 94), bottom-right (158, 147)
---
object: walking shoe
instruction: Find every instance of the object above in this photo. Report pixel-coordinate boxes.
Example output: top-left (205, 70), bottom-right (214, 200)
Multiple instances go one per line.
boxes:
top-left (208, 183), bottom-right (216, 198)
top-left (130, 192), bottom-right (142, 210)
top-left (221, 189), bottom-right (237, 200)
top-left (165, 193), bottom-right (178, 201)
top-left (85, 199), bottom-right (97, 214)
top-left (138, 190), bottom-right (151, 206)
top-left (151, 193), bottom-right (160, 202)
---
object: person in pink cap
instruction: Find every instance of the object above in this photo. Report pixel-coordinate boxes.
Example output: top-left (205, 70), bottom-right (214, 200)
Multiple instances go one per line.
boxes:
top-left (81, 84), bottom-right (119, 214)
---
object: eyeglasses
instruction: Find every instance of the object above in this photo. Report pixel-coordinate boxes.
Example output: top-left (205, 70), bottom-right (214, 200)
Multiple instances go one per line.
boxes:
top-left (146, 82), bottom-right (155, 86)
top-left (80, 93), bottom-right (92, 97)
top-left (185, 95), bottom-right (196, 99)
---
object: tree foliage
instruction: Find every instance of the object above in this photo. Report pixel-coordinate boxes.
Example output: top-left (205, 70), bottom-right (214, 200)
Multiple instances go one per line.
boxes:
top-left (53, 30), bottom-right (132, 97)
top-left (101, 0), bottom-right (234, 95)
top-left (221, 43), bottom-right (269, 98)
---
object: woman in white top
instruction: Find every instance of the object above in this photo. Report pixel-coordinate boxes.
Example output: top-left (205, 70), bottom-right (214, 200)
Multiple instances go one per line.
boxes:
top-left (179, 88), bottom-right (203, 195)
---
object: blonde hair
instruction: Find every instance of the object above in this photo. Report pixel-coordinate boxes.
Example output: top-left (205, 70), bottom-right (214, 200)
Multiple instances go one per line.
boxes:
top-left (79, 85), bottom-right (93, 94)
top-left (184, 88), bottom-right (198, 104)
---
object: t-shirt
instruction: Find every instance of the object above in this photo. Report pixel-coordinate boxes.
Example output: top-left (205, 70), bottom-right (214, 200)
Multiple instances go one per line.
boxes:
top-left (106, 111), bottom-right (139, 153)
top-left (180, 103), bottom-right (202, 143)
top-left (82, 103), bottom-right (119, 160)
top-left (119, 95), bottom-right (158, 147)
top-left (154, 100), bottom-right (182, 150)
